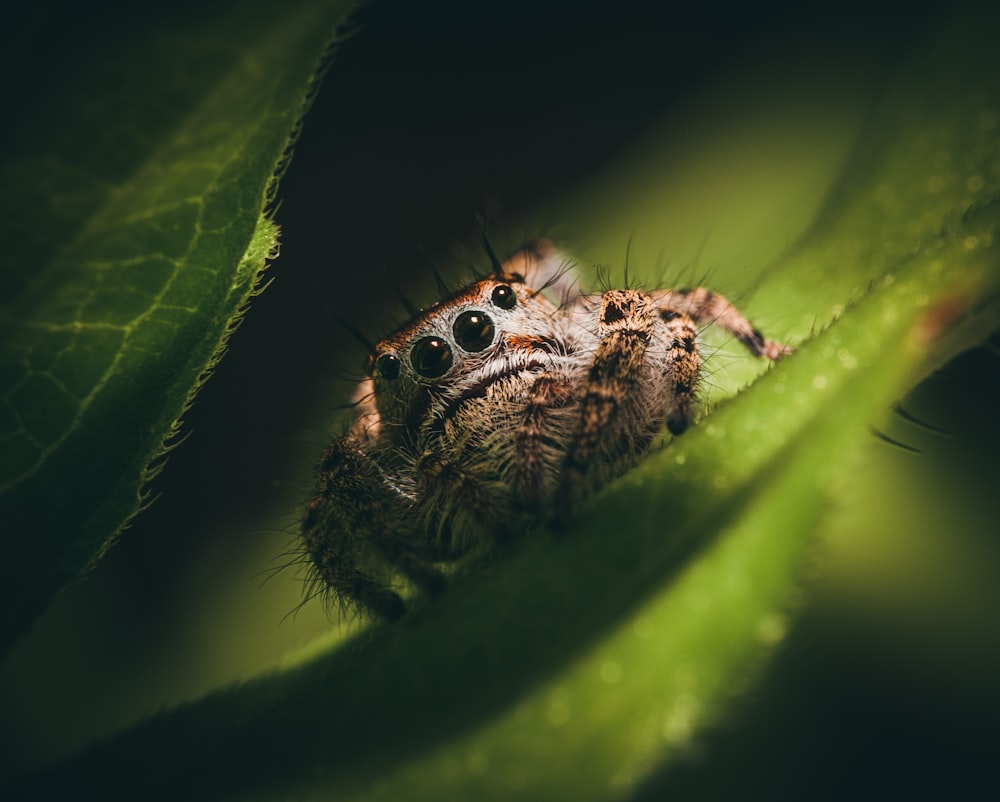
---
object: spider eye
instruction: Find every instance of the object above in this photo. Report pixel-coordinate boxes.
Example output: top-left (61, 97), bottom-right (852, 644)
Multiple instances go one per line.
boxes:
top-left (410, 336), bottom-right (453, 378)
top-left (491, 284), bottom-right (517, 310)
top-left (452, 310), bottom-right (495, 352)
top-left (375, 353), bottom-right (400, 380)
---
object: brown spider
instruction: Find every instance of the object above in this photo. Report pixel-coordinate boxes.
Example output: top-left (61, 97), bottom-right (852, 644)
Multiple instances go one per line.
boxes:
top-left (301, 240), bottom-right (790, 620)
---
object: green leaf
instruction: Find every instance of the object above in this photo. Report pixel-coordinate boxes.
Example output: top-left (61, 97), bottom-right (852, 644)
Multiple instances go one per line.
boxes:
top-left (0, 1), bottom-right (359, 651)
top-left (8, 9), bottom-right (998, 800)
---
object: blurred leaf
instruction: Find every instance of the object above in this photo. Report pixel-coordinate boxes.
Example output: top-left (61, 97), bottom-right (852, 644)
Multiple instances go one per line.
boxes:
top-left (0, 1), bottom-right (359, 651)
top-left (9, 8), bottom-right (999, 800)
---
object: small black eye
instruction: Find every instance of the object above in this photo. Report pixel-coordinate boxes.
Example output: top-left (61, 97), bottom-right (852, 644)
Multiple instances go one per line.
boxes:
top-left (452, 310), bottom-right (495, 352)
top-left (410, 336), bottom-right (453, 378)
top-left (375, 354), bottom-right (400, 380)
top-left (491, 284), bottom-right (517, 309)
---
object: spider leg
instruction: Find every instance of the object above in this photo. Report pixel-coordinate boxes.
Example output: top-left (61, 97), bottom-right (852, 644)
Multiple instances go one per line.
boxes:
top-left (302, 434), bottom-right (440, 621)
top-left (556, 290), bottom-right (664, 514)
top-left (650, 287), bottom-right (791, 360)
top-left (657, 309), bottom-right (702, 436)
top-left (412, 442), bottom-right (515, 551)
top-left (552, 289), bottom-right (708, 522)
top-left (513, 372), bottom-right (577, 508)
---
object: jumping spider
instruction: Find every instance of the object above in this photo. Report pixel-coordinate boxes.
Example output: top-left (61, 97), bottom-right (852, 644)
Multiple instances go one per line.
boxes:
top-left (301, 240), bottom-right (790, 621)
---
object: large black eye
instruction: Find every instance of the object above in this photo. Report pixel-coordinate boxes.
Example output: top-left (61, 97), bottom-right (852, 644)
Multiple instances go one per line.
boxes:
top-left (491, 284), bottom-right (517, 309)
top-left (452, 310), bottom-right (495, 352)
top-left (410, 336), bottom-right (453, 378)
top-left (375, 353), bottom-right (400, 380)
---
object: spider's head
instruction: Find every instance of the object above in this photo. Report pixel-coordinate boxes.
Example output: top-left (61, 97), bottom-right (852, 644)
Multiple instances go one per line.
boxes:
top-left (365, 266), bottom-right (571, 437)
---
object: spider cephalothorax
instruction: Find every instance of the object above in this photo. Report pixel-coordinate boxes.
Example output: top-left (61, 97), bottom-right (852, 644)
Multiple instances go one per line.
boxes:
top-left (301, 240), bottom-right (790, 620)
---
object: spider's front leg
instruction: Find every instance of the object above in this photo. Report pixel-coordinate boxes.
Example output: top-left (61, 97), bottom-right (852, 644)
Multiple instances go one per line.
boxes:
top-left (302, 434), bottom-right (442, 621)
top-left (556, 289), bottom-right (690, 514)
top-left (410, 423), bottom-right (520, 553)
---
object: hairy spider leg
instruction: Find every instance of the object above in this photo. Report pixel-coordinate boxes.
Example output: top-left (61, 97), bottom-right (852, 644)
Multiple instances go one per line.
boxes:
top-left (556, 290), bottom-right (671, 513)
top-left (513, 371), bottom-right (578, 508)
top-left (303, 435), bottom-right (441, 620)
top-left (657, 309), bottom-right (702, 436)
top-left (650, 288), bottom-right (791, 360)
top-left (411, 436), bottom-right (516, 552)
